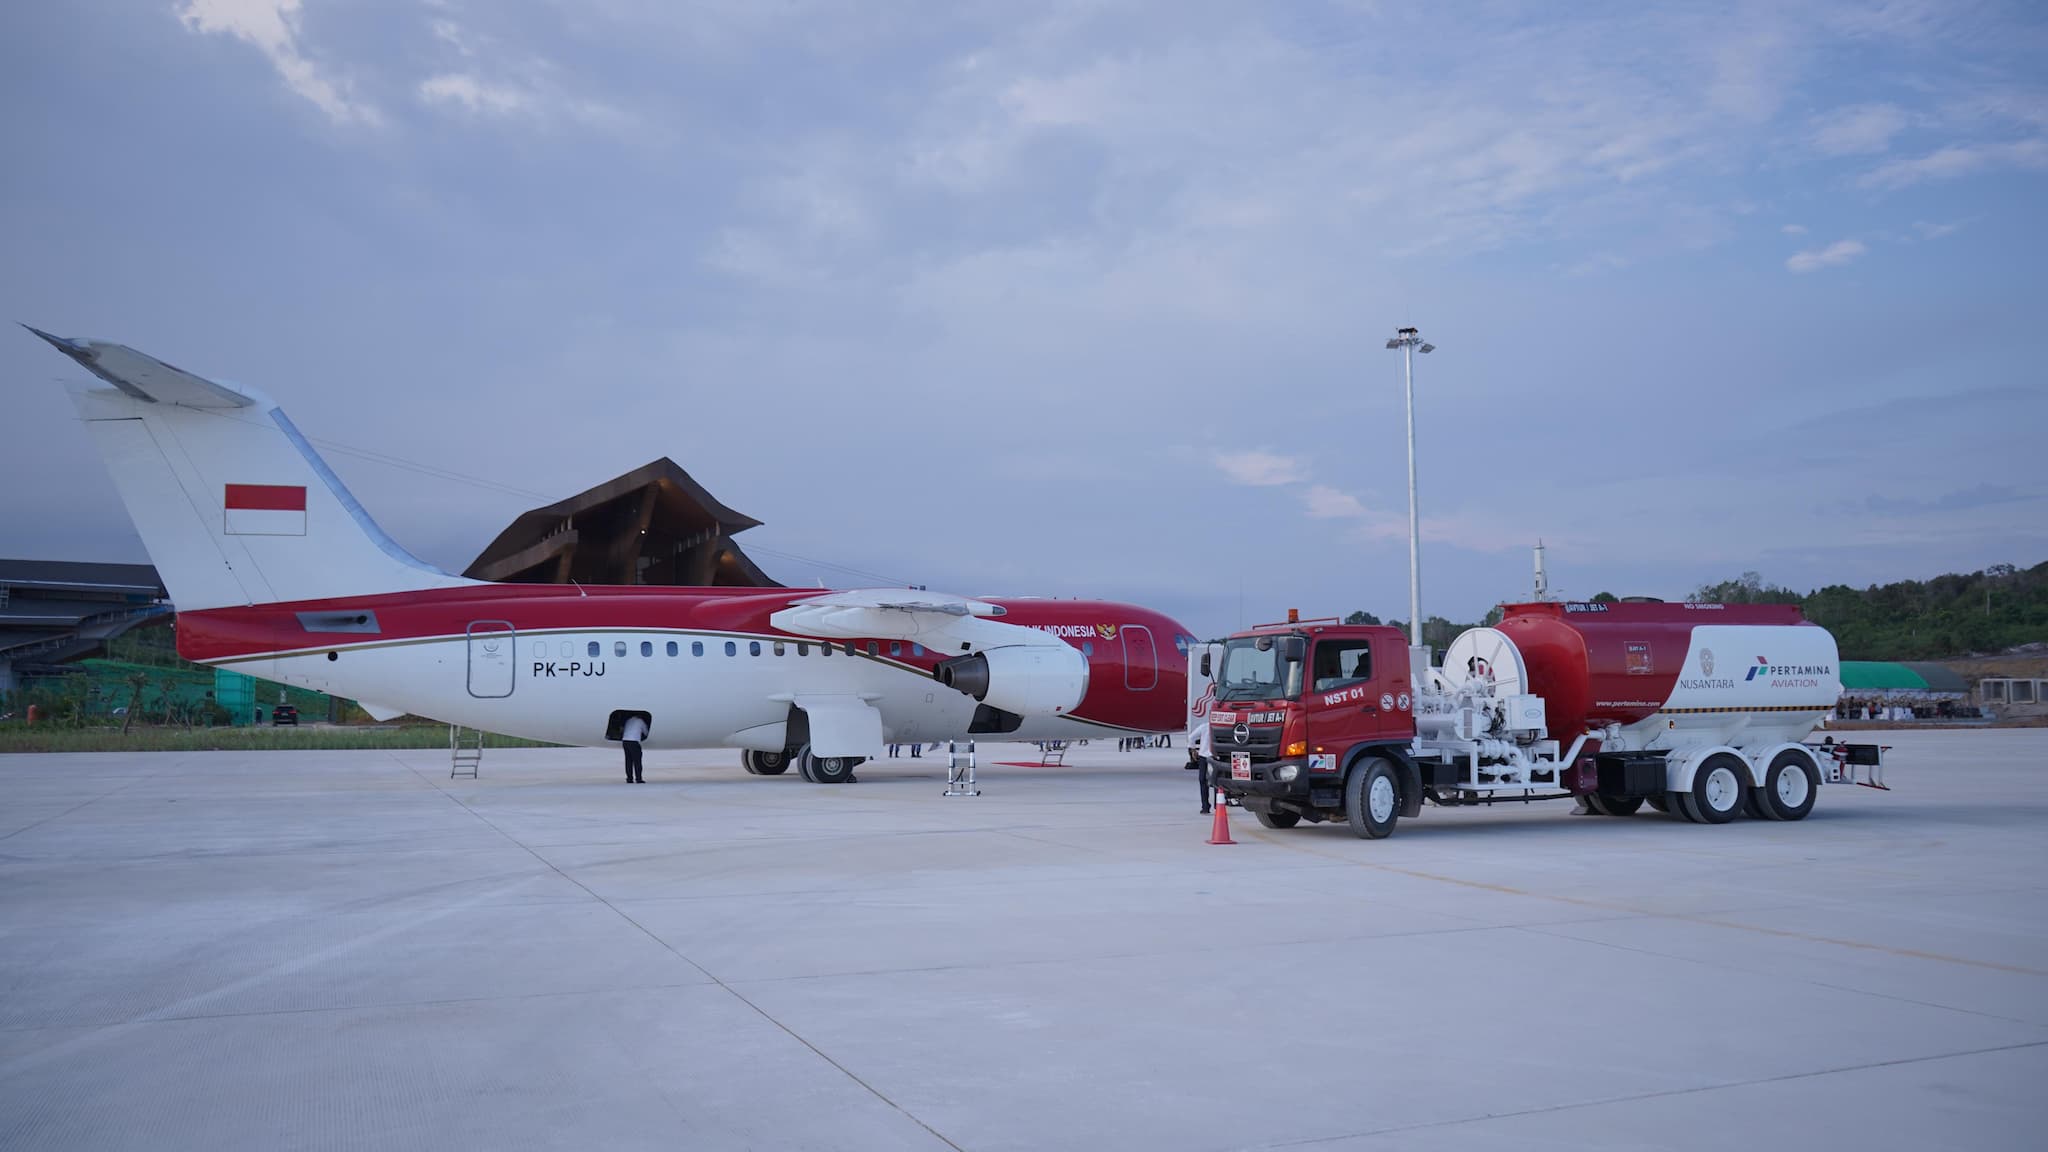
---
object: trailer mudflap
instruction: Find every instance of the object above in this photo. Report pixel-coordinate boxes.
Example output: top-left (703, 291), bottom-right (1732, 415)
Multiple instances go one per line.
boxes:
top-left (1813, 741), bottom-right (1890, 790)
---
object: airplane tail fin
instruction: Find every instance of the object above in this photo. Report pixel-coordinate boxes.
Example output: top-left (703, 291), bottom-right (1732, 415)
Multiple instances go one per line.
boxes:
top-left (31, 328), bottom-right (474, 611)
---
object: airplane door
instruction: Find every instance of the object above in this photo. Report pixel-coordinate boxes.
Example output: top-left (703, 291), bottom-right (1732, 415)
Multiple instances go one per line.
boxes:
top-left (467, 620), bottom-right (516, 698)
top-left (1122, 625), bottom-right (1158, 690)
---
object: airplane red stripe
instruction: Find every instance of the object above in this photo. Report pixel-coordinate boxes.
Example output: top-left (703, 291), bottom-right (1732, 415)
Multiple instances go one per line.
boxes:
top-left (225, 484), bottom-right (307, 511)
top-left (170, 585), bottom-right (1191, 733)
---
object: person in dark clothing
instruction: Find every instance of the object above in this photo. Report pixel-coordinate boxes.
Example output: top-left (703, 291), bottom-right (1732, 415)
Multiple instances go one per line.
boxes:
top-left (620, 714), bottom-right (647, 783)
top-left (1189, 726), bottom-right (1212, 813)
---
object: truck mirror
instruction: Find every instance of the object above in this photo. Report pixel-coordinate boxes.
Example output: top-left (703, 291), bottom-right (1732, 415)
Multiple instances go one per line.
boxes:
top-left (1282, 636), bottom-right (1306, 663)
top-left (1199, 653), bottom-right (1212, 677)
top-left (1255, 635), bottom-right (1273, 652)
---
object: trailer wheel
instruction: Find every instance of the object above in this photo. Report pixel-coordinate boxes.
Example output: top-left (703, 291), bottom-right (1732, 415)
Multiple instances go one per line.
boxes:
top-left (1254, 810), bottom-right (1301, 830)
top-left (1759, 750), bottom-right (1819, 821)
top-left (1345, 758), bottom-right (1401, 839)
top-left (1689, 754), bottom-right (1746, 824)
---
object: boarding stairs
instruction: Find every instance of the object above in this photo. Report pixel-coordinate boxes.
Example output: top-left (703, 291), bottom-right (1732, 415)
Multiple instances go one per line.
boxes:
top-left (450, 725), bottom-right (483, 779)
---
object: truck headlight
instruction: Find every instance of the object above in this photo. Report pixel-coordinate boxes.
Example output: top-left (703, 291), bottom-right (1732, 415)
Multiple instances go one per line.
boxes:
top-left (1275, 764), bottom-right (1300, 783)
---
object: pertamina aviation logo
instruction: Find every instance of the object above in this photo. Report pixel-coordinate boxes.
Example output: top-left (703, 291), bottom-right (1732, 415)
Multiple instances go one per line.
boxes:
top-left (1745, 655), bottom-right (1832, 689)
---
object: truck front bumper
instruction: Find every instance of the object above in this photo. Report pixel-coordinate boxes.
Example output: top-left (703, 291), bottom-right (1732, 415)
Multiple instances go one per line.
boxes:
top-left (1208, 757), bottom-right (1344, 811)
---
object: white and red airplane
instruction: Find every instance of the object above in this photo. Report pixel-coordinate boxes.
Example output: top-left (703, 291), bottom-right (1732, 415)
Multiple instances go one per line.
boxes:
top-left (31, 330), bottom-right (1195, 782)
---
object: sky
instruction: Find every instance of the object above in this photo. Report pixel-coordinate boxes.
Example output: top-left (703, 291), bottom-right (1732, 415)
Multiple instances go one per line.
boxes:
top-left (2, 0), bottom-right (2045, 639)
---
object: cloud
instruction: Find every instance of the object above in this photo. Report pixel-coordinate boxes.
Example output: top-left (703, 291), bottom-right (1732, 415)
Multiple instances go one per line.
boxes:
top-left (1301, 486), bottom-right (1368, 519)
top-left (1855, 483), bottom-right (2031, 516)
top-left (1810, 103), bottom-right (1908, 155)
top-left (419, 74), bottom-right (531, 116)
top-left (1859, 137), bottom-right (2048, 189)
top-left (176, 0), bottom-right (378, 125)
top-left (1781, 223), bottom-right (1807, 235)
top-left (1785, 239), bottom-right (1866, 272)
top-left (414, 18), bottom-right (627, 130)
top-left (1215, 451), bottom-right (1306, 487)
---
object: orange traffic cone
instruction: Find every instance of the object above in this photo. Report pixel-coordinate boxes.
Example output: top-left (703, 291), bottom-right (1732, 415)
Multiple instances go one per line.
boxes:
top-left (1207, 788), bottom-right (1235, 845)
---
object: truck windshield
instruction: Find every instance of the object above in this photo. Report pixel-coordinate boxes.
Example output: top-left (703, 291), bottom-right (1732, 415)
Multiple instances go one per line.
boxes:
top-left (1215, 636), bottom-right (1303, 701)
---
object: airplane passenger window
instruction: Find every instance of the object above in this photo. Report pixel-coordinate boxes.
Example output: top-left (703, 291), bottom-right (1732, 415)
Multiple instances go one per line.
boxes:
top-left (749, 641), bottom-right (761, 656)
top-left (821, 643), bottom-right (832, 656)
top-left (588, 641), bottom-right (600, 658)
top-left (890, 642), bottom-right (902, 657)
top-left (692, 641), bottom-right (704, 657)
top-left (798, 643), bottom-right (809, 656)
top-left (774, 642), bottom-right (786, 656)
top-left (912, 644), bottom-right (924, 656)
top-left (532, 641), bottom-right (545, 658)
top-left (845, 642), bottom-right (858, 656)
top-left (724, 641), bottom-right (737, 656)
top-left (866, 642), bottom-right (879, 656)
top-left (614, 641), bottom-right (627, 658)
top-left (666, 641), bottom-right (678, 657)
top-left (641, 641), bottom-right (653, 657)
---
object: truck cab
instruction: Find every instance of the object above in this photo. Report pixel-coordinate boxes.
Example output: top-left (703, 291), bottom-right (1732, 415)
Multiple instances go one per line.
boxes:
top-left (1204, 621), bottom-right (1418, 832)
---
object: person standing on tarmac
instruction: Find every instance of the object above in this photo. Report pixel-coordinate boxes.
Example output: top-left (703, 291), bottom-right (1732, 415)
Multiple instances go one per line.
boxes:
top-left (1188, 722), bottom-right (1212, 813)
top-left (620, 714), bottom-right (647, 783)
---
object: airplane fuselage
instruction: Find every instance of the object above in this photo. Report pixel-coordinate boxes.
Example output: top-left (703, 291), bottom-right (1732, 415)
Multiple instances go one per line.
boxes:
top-left (180, 583), bottom-right (1193, 749)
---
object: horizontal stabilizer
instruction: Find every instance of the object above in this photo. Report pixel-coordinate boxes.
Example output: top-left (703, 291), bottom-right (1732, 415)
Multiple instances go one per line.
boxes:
top-left (26, 327), bottom-right (254, 408)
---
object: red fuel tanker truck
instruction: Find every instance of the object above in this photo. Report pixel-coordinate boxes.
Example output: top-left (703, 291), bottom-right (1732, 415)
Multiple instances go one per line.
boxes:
top-left (1198, 601), bottom-right (1885, 838)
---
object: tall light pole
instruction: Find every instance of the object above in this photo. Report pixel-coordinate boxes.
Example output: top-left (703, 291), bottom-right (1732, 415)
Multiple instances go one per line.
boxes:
top-left (1385, 326), bottom-right (1434, 648)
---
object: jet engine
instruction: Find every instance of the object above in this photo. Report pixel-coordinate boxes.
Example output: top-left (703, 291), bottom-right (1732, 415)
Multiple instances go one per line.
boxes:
top-left (932, 645), bottom-right (1089, 716)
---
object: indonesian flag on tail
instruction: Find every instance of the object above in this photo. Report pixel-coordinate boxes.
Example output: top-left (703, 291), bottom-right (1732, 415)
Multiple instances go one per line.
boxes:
top-left (224, 484), bottom-right (306, 536)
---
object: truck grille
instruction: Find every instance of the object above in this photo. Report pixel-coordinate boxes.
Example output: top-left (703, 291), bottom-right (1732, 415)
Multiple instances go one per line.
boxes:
top-left (1212, 722), bottom-right (1283, 761)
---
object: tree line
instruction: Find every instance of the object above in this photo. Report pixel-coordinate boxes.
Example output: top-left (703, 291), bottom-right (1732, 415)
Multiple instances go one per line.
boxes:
top-left (1343, 561), bottom-right (2047, 661)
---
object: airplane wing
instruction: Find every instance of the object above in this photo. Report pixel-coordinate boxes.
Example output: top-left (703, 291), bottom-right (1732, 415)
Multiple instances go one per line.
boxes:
top-left (769, 589), bottom-right (1059, 655)
top-left (26, 328), bottom-right (255, 408)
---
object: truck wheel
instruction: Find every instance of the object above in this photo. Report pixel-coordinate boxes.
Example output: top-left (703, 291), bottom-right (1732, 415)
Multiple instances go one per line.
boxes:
top-left (1254, 810), bottom-right (1301, 830)
top-left (1645, 794), bottom-right (1668, 814)
top-left (1689, 754), bottom-right (1746, 824)
top-left (1345, 758), bottom-right (1400, 839)
top-left (1672, 792), bottom-right (1702, 822)
top-left (1759, 750), bottom-right (1819, 821)
top-left (1594, 794), bottom-right (1644, 817)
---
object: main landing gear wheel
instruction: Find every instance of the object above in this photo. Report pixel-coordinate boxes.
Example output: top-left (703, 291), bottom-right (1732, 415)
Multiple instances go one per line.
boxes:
top-left (1684, 754), bottom-right (1747, 824)
top-left (1345, 758), bottom-right (1401, 840)
top-left (741, 750), bottom-right (790, 776)
top-left (1759, 749), bottom-right (1819, 821)
top-left (798, 747), bottom-right (862, 785)
top-left (1254, 810), bottom-right (1301, 830)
